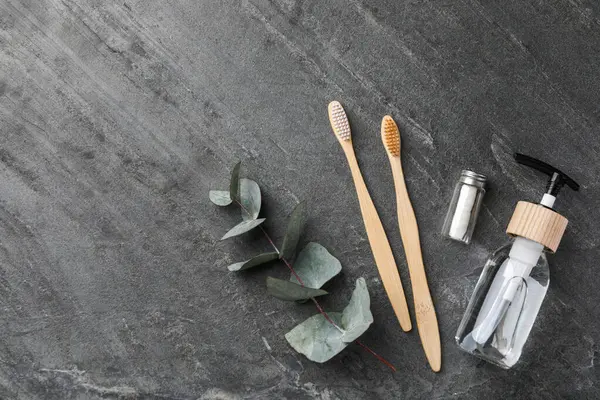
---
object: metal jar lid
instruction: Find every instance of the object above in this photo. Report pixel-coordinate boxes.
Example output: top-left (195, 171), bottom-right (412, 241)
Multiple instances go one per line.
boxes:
top-left (459, 170), bottom-right (487, 189)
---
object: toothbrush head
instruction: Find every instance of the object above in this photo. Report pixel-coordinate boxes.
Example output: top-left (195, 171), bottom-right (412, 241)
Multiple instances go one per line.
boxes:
top-left (381, 115), bottom-right (401, 157)
top-left (328, 101), bottom-right (351, 141)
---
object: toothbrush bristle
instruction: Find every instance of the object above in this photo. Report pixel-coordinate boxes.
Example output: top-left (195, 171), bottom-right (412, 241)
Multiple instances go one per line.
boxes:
top-left (381, 116), bottom-right (400, 157)
top-left (328, 101), bottom-right (351, 141)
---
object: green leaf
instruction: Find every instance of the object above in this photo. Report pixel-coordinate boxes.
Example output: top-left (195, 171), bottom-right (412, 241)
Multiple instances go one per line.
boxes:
top-left (221, 218), bottom-right (265, 240)
top-left (228, 252), bottom-right (279, 271)
top-left (340, 277), bottom-right (373, 342)
top-left (229, 161), bottom-right (241, 202)
top-left (290, 243), bottom-right (342, 289)
top-left (266, 277), bottom-right (328, 301)
top-left (280, 202), bottom-right (306, 260)
top-left (209, 190), bottom-right (232, 206)
top-left (239, 178), bottom-right (261, 220)
top-left (284, 277), bottom-right (373, 362)
top-left (284, 312), bottom-right (348, 363)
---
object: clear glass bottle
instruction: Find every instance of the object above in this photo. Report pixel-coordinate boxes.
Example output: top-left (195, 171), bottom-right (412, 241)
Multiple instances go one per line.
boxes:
top-left (442, 170), bottom-right (486, 244)
top-left (455, 241), bottom-right (549, 368)
top-left (455, 153), bottom-right (579, 369)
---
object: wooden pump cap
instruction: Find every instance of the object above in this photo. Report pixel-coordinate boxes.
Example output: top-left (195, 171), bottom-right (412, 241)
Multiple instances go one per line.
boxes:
top-left (506, 201), bottom-right (568, 253)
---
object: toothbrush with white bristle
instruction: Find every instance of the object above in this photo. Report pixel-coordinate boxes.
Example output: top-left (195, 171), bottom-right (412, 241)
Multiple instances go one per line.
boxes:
top-left (327, 101), bottom-right (412, 332)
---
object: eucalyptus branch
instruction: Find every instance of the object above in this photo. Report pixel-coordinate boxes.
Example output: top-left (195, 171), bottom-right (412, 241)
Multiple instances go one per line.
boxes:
top-left (211, 162), bottom-right (394, 368)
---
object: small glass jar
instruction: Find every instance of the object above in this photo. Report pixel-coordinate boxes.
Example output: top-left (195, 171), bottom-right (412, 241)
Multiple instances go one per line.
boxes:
top-left (442, 170), bottom-right (487, 244)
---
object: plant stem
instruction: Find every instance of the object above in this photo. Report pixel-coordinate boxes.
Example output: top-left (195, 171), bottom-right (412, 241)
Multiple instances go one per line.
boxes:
top-left (235, 200), bottom-right (396, 372)
top-left (261, 227), bottom-right (304, 284)
top-left (355, 340), bottom-right (397, 372)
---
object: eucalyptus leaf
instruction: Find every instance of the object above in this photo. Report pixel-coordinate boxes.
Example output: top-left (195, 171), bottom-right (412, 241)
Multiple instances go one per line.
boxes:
top-left (221, 218), bottom-right (265, 240)
top-left (284, 312), bottom-right (348, 363)
top-left (266, 277), bottom-right (328, 301)
top-left (209, 190), bottom-right (232, 206)
top-left (280, 202), bottom-right (306, 260)
top-left (228, 252), bottom-right (279, 271)
top-left (229, 161), bottom-right (241, 202)
top-left (239, 178), bottom-right (261, 221)
top-left (290, 243), bottom-right (342, 289)
top-left (284, 277), bottom-right (373, 363)
top-left (340, 277), bottom-right (373, 342)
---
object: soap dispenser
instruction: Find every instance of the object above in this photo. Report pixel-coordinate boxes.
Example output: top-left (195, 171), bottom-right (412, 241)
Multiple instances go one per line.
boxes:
top-left (456, 153), bottom-right (579, 368)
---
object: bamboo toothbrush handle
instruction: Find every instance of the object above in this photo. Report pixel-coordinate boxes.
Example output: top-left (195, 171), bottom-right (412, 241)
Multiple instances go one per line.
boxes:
top-left (390, 158), bottom-right (441, 372)
top-left (343, 146), bottom-right (412, 332)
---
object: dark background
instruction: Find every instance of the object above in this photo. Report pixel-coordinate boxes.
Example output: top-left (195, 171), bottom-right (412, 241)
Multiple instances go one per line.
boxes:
top-left (0, 0), bottom-right (599, 398)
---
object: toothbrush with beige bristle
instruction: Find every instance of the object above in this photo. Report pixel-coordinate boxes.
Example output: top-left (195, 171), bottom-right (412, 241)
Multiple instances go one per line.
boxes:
top-left (381, 115), bottom-right (441, 372)
top-left (327, 101), bottom-right (412, 332)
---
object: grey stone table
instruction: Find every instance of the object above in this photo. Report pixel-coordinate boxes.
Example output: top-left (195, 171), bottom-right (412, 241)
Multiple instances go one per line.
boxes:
top-left (0, 0), bottom-right (598, 398)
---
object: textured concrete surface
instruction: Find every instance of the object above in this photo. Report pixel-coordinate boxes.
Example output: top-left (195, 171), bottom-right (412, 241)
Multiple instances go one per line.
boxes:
top-left (0, 0), bottom-right (599, 398)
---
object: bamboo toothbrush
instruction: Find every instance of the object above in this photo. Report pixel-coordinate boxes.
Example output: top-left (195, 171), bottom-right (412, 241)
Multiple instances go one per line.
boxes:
top-left (381, 115), bottom-right (441, 372)
top-left (328, 101), bottom-right (412, 332)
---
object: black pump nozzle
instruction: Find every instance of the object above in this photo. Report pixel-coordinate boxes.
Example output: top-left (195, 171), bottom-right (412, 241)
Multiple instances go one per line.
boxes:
top-left (515, 153), bottom-right (580, 198)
